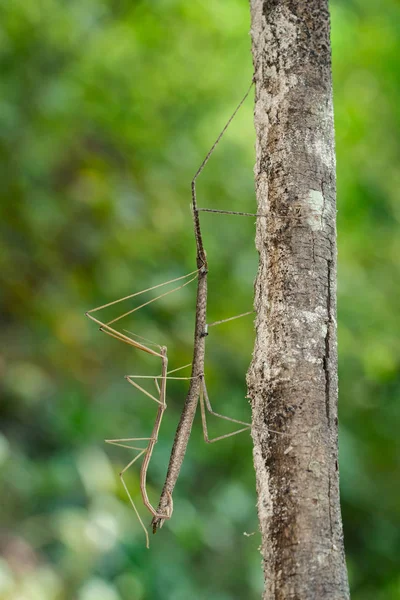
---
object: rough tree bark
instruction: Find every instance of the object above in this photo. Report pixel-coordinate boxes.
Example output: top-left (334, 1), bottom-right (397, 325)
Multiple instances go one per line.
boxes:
top-left (247, 1), bottom-right (350, 598)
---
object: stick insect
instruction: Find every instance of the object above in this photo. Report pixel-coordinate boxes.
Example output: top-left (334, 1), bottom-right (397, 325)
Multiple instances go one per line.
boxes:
top-left (86, 80), bottom-right (259, 548)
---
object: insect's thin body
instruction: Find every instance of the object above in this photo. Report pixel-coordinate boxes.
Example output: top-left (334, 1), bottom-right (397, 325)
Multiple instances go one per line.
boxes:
top-left (152, 266), bottom-right (208, 529)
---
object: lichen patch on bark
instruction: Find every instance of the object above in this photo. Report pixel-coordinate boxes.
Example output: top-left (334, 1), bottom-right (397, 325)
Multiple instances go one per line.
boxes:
top-left (307, 189), bottom-right (325, 230)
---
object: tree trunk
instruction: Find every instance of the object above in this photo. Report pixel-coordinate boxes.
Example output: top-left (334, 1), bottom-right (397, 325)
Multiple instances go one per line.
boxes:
top-left (247, 1), bottom-right (350, 598)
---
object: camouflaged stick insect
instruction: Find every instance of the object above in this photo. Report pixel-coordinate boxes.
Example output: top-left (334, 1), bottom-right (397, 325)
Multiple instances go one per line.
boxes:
top-left (86, 79), bottom-right (282, 547)
top-left (151, 80), bottom-right (258, 533)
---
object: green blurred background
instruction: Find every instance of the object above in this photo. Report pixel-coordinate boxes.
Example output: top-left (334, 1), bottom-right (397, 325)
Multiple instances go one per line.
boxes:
top-left (0, 1), bottom-right (399, 598)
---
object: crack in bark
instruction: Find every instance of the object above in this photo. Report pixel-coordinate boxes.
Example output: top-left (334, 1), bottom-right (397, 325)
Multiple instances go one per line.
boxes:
top-left (323, 257), bottom-right (332, 427)
top-left (328, 470), bottom-right (333, 540)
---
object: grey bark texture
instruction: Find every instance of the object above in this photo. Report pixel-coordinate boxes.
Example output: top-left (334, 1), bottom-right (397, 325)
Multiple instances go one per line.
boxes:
top-left (247, 1), bottom-right (350, 598)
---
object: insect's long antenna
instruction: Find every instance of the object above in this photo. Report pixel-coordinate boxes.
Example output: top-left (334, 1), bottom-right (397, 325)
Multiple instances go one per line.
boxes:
top-left (191, 79), bottom-right (255, 267)
top-left (191, 79), bottom-right (255, 194)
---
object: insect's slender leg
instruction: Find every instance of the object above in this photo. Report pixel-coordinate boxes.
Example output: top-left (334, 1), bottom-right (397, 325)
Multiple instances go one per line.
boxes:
top-left (105, 438), bottom-right (152, 451)
top-left (125, 377), bottom-right (163, 405)
top-left (138, 347), bottom-right (174, 521)
top-left (197, 208), bottom-right (266, 217)
top-left (85, 270), bottom-right (198, 355)
top-left (103, 440), bottom-right (152, 547)
top-left (167, 363), bottom-right (192, 375)
top-left (154, 378), bottom-right (161, 395)
top-left (105, 352), bottom-right (176, 546)
top-left (153, 372), bottom-right (194, 397)
top-left (207, 311), bottom-right (254, 329)
top-left (203, 380), bottom-right (250, 428)
top-left (197, 311), bottom-right (255, 443)
top-left (86, 313), bottom-right (164, 357)
top-left (105, 352), bottom-right (172, 546)
top-left (119, 449), bottom-right (151, 549)
top-left (202, 380), bottom-right (283, 438)
top-left (199, 379), bottom-right (251, 444)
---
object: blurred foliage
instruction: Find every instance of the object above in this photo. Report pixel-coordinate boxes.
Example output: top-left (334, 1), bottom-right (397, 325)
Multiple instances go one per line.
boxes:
top-left (0, 0), bottom-right (399, 598)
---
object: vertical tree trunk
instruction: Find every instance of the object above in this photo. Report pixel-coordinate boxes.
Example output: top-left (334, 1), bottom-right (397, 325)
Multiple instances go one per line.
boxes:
top-left (247, 1), bottom-right (350, 598)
